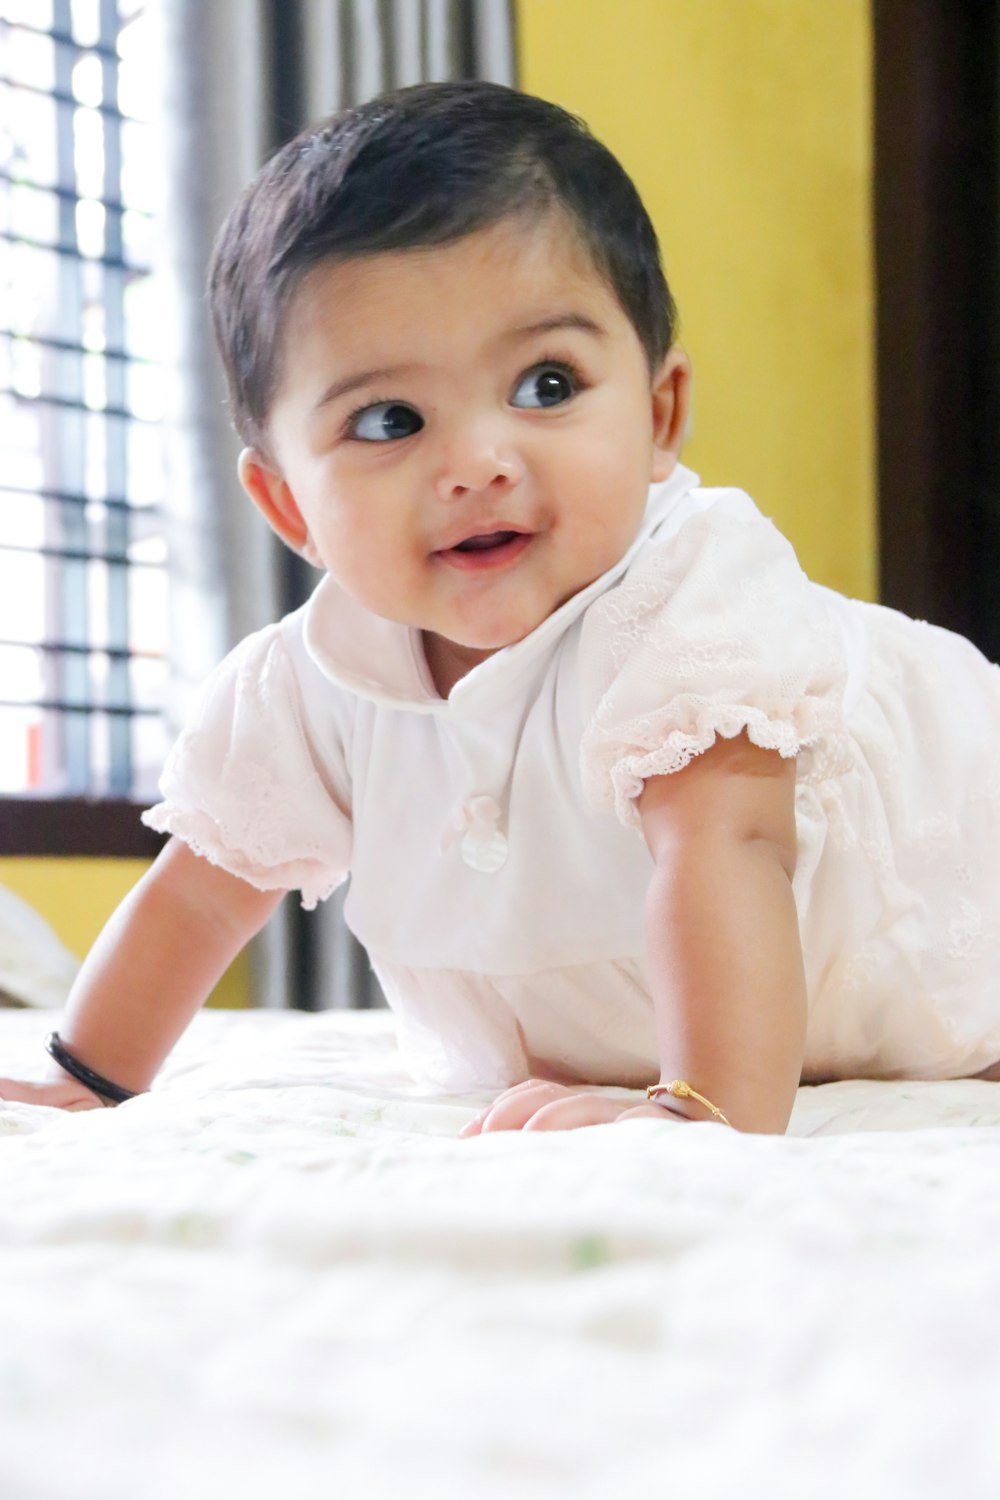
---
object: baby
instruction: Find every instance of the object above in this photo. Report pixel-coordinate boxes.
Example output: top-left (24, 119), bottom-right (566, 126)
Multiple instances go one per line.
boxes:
top-left (5, 81), bottom-right (1000, 1134)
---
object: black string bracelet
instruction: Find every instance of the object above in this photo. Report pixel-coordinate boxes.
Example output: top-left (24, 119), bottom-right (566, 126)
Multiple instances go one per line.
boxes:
top-left (45, 1032), bottom-right (139, 1106)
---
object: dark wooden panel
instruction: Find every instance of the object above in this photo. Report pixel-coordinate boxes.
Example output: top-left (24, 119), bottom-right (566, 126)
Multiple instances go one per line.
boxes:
top-left (874, 0), bottom-right (1000, 659)
top-left (0, 798), bottom-right (167, 857)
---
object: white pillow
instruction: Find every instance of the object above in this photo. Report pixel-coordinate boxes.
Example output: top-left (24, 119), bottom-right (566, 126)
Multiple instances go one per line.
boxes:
top-left (0, 883), bottom-right (79, 1008)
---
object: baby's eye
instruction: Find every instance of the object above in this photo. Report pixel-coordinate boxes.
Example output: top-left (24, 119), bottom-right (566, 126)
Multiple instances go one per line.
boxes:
top-left (510, 362), bottom-right (580, 410)
top-left (347, 401), bottom-right (424, 442)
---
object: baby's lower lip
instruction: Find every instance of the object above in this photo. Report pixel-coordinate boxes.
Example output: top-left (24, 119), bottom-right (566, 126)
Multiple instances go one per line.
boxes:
top-left (434, 532), bottom-right (533, 572)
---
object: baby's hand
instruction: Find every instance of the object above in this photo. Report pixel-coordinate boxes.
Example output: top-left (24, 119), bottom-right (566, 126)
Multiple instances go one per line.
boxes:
top-left (0, 1075), bottom-right (106, 1111)
top-left (458, 1078), bottom-right (674, 1136)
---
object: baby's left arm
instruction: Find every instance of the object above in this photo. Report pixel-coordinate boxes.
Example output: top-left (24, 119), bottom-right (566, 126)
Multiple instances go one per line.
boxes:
top-left (636, 730), bottom-right (807, 1133)
top-left (461, 731), bottom-right (806, 1137)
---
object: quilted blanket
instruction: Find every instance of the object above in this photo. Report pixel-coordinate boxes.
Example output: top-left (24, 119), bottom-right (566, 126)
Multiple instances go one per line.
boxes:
top-left (1, 1008), bottom-right (999, 1500)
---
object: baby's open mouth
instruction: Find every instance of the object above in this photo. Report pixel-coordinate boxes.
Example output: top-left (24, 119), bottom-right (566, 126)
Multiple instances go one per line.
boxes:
top-left (435, 529), bottom-right (533, 571)
top-left (452, 530), bottom-right (522, 552)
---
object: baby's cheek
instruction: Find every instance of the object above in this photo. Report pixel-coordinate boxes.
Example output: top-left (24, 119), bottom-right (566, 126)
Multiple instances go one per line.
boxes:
top-left (319, 541), bottom-right (418, 624)
top-left (572, 497), bottom-right (644, 572)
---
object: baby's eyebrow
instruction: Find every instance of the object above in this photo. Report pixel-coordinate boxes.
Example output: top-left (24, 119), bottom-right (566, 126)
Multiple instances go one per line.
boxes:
top-left (311, 314), bottom-right (606, 415)
top-left (501, 312), bottom-right (607, 343)
top-left (313, 364), bottom-right (420, 413)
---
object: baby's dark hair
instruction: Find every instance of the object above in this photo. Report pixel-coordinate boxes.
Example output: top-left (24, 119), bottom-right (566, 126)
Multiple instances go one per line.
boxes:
top-left (209, 81), bottom-right (678, 454)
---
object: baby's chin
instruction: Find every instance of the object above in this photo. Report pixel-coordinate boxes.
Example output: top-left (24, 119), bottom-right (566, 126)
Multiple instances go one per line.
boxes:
top-left (446, 591), bottom-right (592, 652)
top-left (419, 620), bottom-right (538, 680)
top-left (421, 627), bottom-right (515, 659)
top-left (440, 621), bottom-right (543, 654)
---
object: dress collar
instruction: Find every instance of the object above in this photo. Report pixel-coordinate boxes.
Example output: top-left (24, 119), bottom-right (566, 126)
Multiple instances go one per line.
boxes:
top-left (302, 463), bottom-right (701, 716)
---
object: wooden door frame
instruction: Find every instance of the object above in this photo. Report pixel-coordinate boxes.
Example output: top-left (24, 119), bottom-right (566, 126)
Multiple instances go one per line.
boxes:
top-left (874, 0), bottom-right (1000, 658)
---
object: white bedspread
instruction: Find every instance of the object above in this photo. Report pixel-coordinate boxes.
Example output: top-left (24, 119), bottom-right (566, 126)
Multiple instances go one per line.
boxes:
top-left (1, 1008), bottom-right (999, 1500)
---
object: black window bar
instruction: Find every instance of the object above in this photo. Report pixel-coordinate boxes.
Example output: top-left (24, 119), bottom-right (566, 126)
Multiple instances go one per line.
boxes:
top-left (0, 0), bottom-right (170, 819)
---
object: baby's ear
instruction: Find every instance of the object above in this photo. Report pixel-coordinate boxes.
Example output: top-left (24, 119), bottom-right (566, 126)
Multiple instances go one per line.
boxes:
top-left (650, 347), bottom-right (693, 482)
top-left (238, 448), bottom-right (309, 553)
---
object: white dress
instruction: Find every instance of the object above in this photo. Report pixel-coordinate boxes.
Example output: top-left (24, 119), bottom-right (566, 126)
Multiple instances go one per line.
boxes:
top-left (143, 464), bottom-right (1000, 1090)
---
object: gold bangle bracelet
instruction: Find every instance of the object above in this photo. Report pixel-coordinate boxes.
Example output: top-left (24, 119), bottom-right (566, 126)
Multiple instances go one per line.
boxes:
top-left (647, 1080), bottom-right (733, 1128)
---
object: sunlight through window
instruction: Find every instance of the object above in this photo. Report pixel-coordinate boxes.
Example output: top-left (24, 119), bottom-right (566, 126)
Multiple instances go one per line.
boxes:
top-left (0, 0), bottom-right (169, 797)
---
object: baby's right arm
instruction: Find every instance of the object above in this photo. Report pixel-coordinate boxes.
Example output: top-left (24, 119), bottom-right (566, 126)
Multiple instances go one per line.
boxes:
top-left (0, 838), bottom-right (284, 1109)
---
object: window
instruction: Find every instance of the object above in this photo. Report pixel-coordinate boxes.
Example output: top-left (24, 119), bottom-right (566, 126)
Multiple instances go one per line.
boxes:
top-left (0, 0), bottom-right (169, 810)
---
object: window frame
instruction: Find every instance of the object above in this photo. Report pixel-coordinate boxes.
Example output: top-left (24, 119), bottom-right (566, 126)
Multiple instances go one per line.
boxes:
top-left (0, 0), bottom-right (171, 844)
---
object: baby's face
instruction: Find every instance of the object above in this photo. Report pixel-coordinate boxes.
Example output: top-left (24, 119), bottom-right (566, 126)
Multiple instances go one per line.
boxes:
top-left (243, 214), bottom-right (689, 689)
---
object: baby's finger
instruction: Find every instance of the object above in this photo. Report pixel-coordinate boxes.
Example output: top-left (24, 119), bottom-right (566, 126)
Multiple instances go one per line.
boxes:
top-left (458, 1079), bottom-right (556, 1136)
top-left (522, 1095), bottom-right (630, 1131)
top-left (476, 1081), bottom-right (571, 1134)
top-left (0, 1079), bottom-right (53, 1104)
top-left (0, 1077), bottom-right (103, 1110)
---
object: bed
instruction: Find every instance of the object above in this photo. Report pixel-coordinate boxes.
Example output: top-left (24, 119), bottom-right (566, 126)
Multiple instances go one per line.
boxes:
top-left (1, 1005), bottom-right (999, 1499)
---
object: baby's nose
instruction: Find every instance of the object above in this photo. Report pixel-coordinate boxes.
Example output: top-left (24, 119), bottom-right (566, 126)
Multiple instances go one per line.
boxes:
top-left (433, 428), bottom-right (523, 500)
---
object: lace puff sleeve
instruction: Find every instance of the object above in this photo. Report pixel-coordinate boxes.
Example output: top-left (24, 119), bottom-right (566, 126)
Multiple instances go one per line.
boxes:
top-left (578, 505), bottom-right (848, 829)
top-left (141, 627), bottom-right (352, 910)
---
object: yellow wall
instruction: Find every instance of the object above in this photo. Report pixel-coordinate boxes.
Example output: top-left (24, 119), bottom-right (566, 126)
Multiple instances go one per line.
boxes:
top-left (0, 857), bottom-right (248, 1009)
top-left (517, 0), bottom-right (876, 599)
